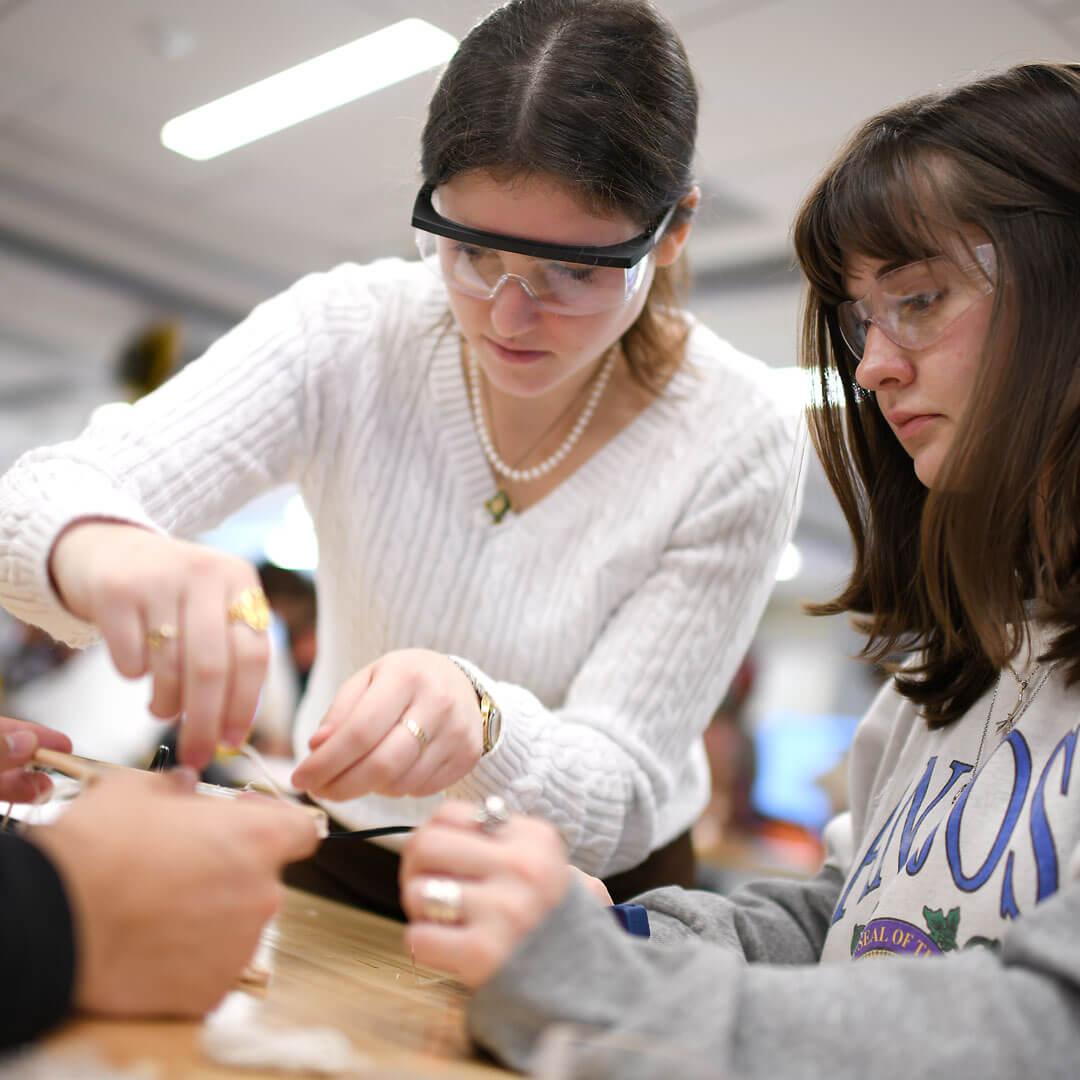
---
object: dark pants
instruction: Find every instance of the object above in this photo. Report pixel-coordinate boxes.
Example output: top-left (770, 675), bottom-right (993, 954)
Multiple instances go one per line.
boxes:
top-left (284, 826), bottom-right (696, 922)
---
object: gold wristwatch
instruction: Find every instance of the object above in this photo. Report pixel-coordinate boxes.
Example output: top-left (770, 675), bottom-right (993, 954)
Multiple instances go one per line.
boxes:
top-left (450, 658), bottom-right (502, 755)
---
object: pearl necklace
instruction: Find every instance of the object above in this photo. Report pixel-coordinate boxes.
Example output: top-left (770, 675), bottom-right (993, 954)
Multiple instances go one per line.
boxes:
top-left (468, 347), bottom-right (617, 485)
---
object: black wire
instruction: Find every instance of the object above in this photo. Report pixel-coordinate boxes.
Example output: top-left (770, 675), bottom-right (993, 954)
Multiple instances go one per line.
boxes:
top-left (322, 825), bottom-right (414, 840)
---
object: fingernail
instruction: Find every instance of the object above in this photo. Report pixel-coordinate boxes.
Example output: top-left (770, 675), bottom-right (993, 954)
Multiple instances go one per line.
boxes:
top-left (180, 744), bottom-right (211, 771)
top-left (32, 783), bottom-right (52, 805)
top-left (168, 767), bottom-right (199, 792)
top-left (4, 731), bottom-right (36, 759)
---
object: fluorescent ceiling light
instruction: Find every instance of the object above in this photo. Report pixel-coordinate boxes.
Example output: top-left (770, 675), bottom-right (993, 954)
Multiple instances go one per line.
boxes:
top-left (161, 18), bottom-right (458, 161)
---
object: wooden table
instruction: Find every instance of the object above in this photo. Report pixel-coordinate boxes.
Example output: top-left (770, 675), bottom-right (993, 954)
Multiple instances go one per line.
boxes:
top-left (41, 888), bottom-right (514, 1079)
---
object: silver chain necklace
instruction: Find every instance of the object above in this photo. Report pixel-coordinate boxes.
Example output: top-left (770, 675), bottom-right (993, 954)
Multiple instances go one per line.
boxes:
top-left (952, 661), bottom-right (1055, 804)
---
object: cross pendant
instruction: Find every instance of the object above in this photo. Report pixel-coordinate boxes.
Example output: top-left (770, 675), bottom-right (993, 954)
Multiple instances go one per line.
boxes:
top-left (996, 705), bottom-right (1021, 735)
top-left (997, 680), bottom-right (1028, 735)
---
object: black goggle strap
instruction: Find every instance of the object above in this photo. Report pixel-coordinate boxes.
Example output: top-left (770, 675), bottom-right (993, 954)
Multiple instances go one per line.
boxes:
top-left (411, 183), bottom-right (676, 270)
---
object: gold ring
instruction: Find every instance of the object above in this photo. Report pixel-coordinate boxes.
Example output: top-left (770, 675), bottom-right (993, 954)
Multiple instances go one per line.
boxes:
top-left (226, 587), bottom-right (271, 633)
top-left (146, 624), bottom-right (179, 650)
top-left (402, 717), bottom-right (429, 746)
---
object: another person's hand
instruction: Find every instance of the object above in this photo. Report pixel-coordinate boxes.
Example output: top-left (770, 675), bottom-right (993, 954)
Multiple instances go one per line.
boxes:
top-left (400, 801), bottom-right (573, 988)
top-left (292, 649), bottom-right (483, 800)
top-left (32, 770), bottom-right (319, 1018)
top-left (0, 716), bottom-right (72, 804)
top-left (50, 522), bottom-right (270, 767)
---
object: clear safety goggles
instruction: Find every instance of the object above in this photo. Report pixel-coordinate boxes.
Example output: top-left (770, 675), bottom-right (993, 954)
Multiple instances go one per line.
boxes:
top-left (411, 183), bottom-right (676, 316)
top-left (837, 243), bottom-right (996, 358)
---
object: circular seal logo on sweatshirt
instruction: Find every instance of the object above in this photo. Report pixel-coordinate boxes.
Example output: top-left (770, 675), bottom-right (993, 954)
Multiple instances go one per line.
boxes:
top-left (851, 918), bottom-right (942, 959)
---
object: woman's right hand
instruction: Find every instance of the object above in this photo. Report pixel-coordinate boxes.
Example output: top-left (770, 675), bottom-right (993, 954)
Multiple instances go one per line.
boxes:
top-left (401, 801), bottom-right (574, 988)
top-left (49, 522), bottom-right (270, 768)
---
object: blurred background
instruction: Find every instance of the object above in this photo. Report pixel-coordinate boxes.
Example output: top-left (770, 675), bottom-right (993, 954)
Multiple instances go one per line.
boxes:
top-left (0, 0), bottom-right (1073, 877)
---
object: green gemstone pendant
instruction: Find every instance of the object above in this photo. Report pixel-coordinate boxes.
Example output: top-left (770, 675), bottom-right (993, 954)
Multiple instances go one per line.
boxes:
top-left (484, 489), bottom-right (512, 524)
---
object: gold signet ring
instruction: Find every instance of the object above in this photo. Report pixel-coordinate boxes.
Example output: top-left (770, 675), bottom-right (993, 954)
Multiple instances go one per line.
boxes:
top-left (226, 587), bottom-right (271, 633)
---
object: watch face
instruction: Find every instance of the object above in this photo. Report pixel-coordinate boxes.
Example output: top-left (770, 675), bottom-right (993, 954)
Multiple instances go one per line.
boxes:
top-left (481, 697), bottom-right (502, 753)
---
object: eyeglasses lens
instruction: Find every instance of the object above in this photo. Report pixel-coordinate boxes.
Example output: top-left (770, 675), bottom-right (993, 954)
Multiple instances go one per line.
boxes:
top-left (838, 253), bottom-right (994, 358)
top-left (415, 232), bottom-right (642, 315)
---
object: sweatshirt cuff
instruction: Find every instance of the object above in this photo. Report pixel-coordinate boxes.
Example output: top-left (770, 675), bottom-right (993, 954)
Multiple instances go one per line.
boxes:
top-left (466, 878), bottom-right (644, 1071)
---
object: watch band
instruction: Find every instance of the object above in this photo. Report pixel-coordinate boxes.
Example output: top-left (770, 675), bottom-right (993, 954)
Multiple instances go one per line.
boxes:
top-left (449, 657), bottom-right (503, 755)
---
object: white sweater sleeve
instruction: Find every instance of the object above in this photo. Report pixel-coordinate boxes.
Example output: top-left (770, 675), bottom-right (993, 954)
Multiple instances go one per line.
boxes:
top-left (0, 268), bottom-right (368, 647)
top-left (450, 408), bottom-right (806, 877)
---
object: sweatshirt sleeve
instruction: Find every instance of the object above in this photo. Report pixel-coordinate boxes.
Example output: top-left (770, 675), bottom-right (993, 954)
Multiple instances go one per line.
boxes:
top-left (468, 872), bottom-right (1080, 1080)
top-left (0, 833), bottom-right (76, 1049)
top-left (449, 404), bottom-right (806, 876)
top-left (635, 861), bottom-right (847, 960)
top-left (624, 805), bottom-right (851, 958)
top-left (0, 264), bottom-right (382, 648)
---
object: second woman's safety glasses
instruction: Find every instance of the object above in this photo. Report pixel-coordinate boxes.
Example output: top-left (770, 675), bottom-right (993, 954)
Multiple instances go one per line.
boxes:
top-left (411, 183), bottom-right (676, 316)
top-left (837, 243), bottom-right (997, 358)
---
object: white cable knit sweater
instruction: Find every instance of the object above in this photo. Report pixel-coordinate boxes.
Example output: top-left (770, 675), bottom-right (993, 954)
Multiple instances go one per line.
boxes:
top-left (0, 259), bottom-right (802, 876)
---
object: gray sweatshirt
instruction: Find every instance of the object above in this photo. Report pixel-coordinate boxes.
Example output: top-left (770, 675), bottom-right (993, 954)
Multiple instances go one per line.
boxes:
top-left (469, 623), bottom-right (1080, 1078)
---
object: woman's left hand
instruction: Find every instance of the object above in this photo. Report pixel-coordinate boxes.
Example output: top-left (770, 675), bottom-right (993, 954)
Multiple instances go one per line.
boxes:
top-left (291, 649), bottom-right (483, 800)
top-left (399, 800), bottom-right (573, 988)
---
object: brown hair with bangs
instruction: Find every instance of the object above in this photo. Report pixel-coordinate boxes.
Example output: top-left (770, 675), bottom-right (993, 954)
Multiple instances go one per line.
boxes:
top-left (793, 62), bottom-right (1080, 728)
top-left (420, 0), bottom-right (697, 392)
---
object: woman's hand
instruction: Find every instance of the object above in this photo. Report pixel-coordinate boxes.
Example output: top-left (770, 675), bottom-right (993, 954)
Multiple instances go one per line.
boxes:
top-left (0, 716), bottom-right (73, 804)
top-left (291, 649), bottom-right (483, 800)
top-left (49, 522), bottom-right (270, 768)
top-left (399, 800), bottom-right (573, 988)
